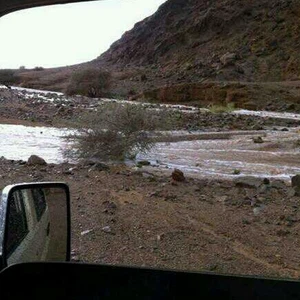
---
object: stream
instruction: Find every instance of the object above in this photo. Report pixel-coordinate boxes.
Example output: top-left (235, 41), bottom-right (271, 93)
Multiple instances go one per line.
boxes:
top-left (1, 123), bottom-right (300, 181)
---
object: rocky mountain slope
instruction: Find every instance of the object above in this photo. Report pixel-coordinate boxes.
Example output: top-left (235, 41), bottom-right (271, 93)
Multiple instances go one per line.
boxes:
top-left (96, 0), bottom-right (300, 82)
top-left (17, 0), bottom-right (300, 108)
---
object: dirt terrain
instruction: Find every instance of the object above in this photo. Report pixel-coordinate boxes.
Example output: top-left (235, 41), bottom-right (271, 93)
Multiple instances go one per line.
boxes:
top-left (1, 86), bottom-right (300, 280)
top-left (1, 157), bottom-right (300, 280)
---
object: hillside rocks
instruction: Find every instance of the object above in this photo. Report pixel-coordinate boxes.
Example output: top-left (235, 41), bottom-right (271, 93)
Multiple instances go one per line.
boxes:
top-left (97, 0), bottom-right (300, 83)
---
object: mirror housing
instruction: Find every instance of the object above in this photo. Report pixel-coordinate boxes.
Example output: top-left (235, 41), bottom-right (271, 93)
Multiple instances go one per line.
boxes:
top-left (0, 182), bottom-right (70, 270)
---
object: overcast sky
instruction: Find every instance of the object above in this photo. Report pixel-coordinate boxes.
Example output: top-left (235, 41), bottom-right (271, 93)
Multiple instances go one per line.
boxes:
top-left (0, 0), bottom-right (167, 69)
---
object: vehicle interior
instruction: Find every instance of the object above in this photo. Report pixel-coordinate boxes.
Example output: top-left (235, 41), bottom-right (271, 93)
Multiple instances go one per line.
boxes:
top-left (1, 0), bottom-right (300, 299)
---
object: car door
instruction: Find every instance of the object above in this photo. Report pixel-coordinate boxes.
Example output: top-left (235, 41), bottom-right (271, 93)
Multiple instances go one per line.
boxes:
top-left (6, 188), bottom-right (50, 265)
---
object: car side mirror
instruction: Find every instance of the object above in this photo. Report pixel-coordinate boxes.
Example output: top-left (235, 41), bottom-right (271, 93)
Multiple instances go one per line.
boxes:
top-left (0, 182), bottom-right (70, 270)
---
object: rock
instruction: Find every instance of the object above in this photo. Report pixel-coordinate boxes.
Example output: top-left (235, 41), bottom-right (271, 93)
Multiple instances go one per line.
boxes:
top-left (102, 201), bottom-right (117, 214)
top-left (27, 155), bottom-right (47, 166)
top-left (172, 169), bottom-right (185, 182)
top-left (137, 160), bottom-right (151, 166)
top-left (148, 190), bottom-right (161, 198)
top-left (220, 52), bottom-right (237, 66)
top-left (291, 175), bottom-right (300, 196)
top-left (291, 174), bottom-right (300, 187)
top-left (102, 226), bottom-right (112, 233)
top-left (81, 229), bottom-right (93, 236)
top-left (234, 176), bottom-right (264, 188)
top-left (71, 256), bottom-right (80, 262)
top-left (142, 172), bottom-right (155, 179)
top-left (270, 180), bottom-right (286, 190)
top-left (253, 205), bottom-right (265, 216)
top-left (89, 163), bottom-right (110, 172)
top-left (252, 136), bottom-right (264, 143)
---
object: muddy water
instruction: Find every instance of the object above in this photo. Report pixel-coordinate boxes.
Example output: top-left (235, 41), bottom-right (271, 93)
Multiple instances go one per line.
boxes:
top-left (1, 123), bottom-right (300, 180)
top-left (0, 124), bottom-right (68, 163)
top-left (137, 128), bottom-right (300, 181)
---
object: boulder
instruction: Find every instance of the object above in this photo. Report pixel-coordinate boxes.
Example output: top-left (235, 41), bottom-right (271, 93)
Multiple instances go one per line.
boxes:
top-left (291, 174), bottom-right (300, 187)
top-left (291, 175), bottom-right (300, 196)
top-left (27, 155), bottom-right (47, 166)
top-left (172, 169), bottom-right (185, 182)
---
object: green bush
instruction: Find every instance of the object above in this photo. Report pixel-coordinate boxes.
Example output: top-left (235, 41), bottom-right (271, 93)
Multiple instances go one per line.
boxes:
top-left (208, 102), bottom-right (236, 113)
top-left (65, 68), bottom-right (111, 98)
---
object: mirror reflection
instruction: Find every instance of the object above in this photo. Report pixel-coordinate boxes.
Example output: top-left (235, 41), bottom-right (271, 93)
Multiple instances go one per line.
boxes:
top-left (5, 186), bottom-right (68, 266)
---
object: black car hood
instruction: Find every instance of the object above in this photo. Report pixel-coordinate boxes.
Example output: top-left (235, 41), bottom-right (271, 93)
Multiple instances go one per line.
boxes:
top-left (0, 0), bottom-right (97, 17)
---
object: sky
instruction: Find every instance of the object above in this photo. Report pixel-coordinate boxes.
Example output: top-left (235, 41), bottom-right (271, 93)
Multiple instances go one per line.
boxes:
top-left (0, 0), bottom-right (167, 69)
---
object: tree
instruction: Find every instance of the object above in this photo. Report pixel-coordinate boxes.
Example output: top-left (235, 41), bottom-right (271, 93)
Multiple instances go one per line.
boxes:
top-left (0, 70), bottom-right (19, 89)
top-left (65, 68), bottom-right (111, 98)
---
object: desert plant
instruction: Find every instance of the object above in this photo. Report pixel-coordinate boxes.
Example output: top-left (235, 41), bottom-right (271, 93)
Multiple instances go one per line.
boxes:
top-left (233, 169), bottom-right (241, 175)
top-left (34, 66), bottom-right (44, 71)
top-left (64, 103), bottom-right (165, 162)
top-left (0, 69), bottom-right (20, 88)
top-left (65, 68), bottom-right (111, 98)
top-left (208, 102), bottom-right (235, 113)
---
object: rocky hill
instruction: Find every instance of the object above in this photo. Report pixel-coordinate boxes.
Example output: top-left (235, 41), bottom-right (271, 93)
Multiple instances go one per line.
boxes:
top-left (17, 0), bottom-right (300, 109)
top-left (96, 0), bottom-right (300, 81)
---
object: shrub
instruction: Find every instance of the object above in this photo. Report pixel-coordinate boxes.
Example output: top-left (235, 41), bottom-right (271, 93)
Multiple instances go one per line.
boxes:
top-left (34, 66), bottom-right (44, 71)
top-left (65, 68), bottom-right (111, 98)
top-left (0, 69), bottom-right (20, 88)
top-left (208, 102), bottom-right (235, 113)
top-left (233, 169), bottom-right (241, 175)
top-left (64, 103), bottom-right (164, 162)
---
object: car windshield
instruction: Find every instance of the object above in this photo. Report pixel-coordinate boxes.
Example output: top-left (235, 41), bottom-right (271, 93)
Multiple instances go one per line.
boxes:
top-left (1, 0), bottom-right (300, 280)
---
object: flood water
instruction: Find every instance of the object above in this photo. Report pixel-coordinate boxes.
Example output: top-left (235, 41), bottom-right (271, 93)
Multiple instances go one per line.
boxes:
top-left (1, 123), bottom-right (300, 181)
top-left (0, 124), bottom-right (68, 163)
